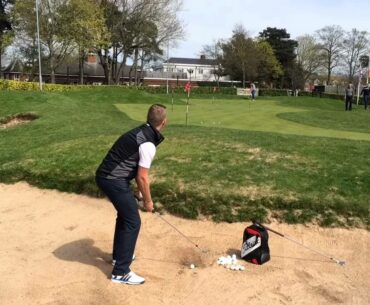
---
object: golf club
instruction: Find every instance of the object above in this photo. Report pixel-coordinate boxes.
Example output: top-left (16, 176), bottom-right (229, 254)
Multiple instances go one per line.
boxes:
top-left (154, 212), bottom-right (208, 253)
top-left (253, 221), bottom-right (346, 266)
top-left (135, 195), bottom-right (208, 253)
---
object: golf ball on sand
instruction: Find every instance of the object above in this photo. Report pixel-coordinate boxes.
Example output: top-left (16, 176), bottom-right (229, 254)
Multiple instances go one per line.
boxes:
top-left (190, 264), bottom-right (195, 269)
top-left (217, 254), bottom-right (245, 271)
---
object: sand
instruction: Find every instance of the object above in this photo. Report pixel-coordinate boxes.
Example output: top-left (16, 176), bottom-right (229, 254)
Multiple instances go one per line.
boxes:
top-left (0, 182), bottom-right (369, 305)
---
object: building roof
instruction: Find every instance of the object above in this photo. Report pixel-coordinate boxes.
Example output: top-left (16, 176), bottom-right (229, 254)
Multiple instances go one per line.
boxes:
top-left (165, 57), bottom-right (215, 66)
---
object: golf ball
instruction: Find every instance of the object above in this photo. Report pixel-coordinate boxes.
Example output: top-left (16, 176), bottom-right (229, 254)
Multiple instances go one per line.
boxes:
top-left (190, 264), bottom-right (195, 269)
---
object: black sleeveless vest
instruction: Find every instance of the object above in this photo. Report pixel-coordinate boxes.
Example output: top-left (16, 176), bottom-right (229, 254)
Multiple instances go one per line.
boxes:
top-left (96, 123), bottom-right (164, 180)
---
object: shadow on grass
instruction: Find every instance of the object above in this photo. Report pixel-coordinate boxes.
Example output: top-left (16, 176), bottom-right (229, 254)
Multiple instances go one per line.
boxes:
top-left (53, 238), bottom-right (112, 278)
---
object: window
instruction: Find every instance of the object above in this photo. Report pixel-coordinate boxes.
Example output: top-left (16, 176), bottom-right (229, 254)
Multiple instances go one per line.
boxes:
top-left (177, 68), bottom-right (183, 73)
top-left (198, 69), bottom-right (203, 74)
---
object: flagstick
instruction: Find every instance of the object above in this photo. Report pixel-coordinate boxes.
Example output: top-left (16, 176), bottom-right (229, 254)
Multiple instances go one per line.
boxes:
top-left (171, 88), bottom-right (174, 112)
top-left (186, 90), bottom-right (189, 126)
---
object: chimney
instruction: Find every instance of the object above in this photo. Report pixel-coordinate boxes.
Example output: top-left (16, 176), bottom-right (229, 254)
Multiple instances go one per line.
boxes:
top-left (87, 53), bottom-right (97, 64)
top-left (200, 54), bottom-right (206, 60)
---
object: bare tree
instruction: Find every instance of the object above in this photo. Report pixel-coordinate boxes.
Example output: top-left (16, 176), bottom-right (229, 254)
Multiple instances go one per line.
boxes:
top-left (97, 0), bottom-right (184, 84)
top-left (342, 28), bottom-right (369, 82)
top-left (14, 0), bottom-right (78, 83)
top-left (296, 34), bottom-right (324, 83)
top-left (316, 25), bottom-right (344, 84)
top-left (201, 40), bottom-right (224, 87)
top-left (0, 0), bottom-right (14, 78)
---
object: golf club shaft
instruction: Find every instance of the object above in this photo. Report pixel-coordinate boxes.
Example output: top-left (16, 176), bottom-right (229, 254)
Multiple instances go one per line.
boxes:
top-left (257, 222), bottom-right (344, 264)
top-left (135, 196), bottom-right (205, 252)
top-left (154, 212), bottom-right (205, 253)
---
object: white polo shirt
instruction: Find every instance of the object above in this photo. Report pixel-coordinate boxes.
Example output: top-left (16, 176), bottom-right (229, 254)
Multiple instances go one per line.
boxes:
top-left (138, 142), bottom-right (156, 169)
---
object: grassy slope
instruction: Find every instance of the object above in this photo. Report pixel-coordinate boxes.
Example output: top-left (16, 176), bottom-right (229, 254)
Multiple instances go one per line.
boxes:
top-left (0, 89), bottom-right (369, 228)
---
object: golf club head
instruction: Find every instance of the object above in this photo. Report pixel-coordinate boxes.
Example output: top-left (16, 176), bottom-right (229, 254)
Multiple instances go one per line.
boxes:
top-left (337, 260), bottom-right (346, 266)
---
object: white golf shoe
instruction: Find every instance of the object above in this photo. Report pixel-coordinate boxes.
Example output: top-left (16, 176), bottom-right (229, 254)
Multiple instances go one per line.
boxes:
top-left (111, 271), bottom-right (145, 285)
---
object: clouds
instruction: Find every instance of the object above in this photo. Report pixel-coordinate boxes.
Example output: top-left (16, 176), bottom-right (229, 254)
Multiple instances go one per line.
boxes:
top-left (172, 0), bottom-right (370, 57)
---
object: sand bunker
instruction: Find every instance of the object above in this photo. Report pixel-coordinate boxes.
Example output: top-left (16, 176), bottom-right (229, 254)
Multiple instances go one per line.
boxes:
top-left (0, 113), bottom-right (38, 129)
top-left (0, 182), bottom-right (369, 305)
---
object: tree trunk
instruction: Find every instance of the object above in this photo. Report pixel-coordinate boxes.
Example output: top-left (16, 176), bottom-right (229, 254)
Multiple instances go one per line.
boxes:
top-left (242, 63), bottom-right (246, 88)
top-left (134, 48), bottom-right (139, 85)
top-left (97, 49), bottom-right (112, 84)
top-left (112, 46), bottom-right (117, 83)
top-left (79, 48), bottom-right (84, 85)
top-left (79, 57), bottom-right (84, 85)
top-left (327, 68), bottom-right (331, 85)
top-left (0, 41), bottom-right (3, 79)
top-left (50, 69), bottom-right (55, 83)
top-left (139, 54), bottom-right (145, 85)
top-left (49, 55), bottom-right (56, 84)
top-left (114, 55), bottom-right (127, 85)
top-left (128, 66), bottom-right (133, 86)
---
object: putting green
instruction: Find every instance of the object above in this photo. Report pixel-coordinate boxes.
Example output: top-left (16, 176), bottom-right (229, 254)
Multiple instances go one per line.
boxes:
top-left (115, 99), bottom-right (370, 141)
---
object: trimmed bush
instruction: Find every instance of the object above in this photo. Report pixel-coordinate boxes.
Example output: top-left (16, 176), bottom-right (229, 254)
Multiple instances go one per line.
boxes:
top-left (0, 79), bottom-right (148, 92)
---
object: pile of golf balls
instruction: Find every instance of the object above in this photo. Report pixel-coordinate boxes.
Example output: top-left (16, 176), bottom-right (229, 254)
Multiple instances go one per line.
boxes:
top-left (217, 254), bottom-right (245, 271)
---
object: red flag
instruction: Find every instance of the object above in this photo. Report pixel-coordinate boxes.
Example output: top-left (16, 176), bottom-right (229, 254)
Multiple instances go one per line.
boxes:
top-left (184, 81), bottom-right (191, 93)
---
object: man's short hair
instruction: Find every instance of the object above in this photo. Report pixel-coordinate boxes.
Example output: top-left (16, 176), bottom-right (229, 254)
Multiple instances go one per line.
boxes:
top-left (147, 104), bottom-right (167, 127)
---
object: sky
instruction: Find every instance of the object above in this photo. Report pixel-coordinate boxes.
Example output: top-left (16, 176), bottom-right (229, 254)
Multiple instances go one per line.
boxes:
top-left (170, 0), bottom-right (370, 58)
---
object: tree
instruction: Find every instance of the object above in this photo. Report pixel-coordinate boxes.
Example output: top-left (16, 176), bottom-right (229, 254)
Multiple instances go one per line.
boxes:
top-left (259, 27), bottom-right (298, 88)
top-left (97, 0), bottom-right (184, 85)
top-left (222, 25), bottom-right (259, 88)
top-left (60, 0), bottom-right (109, 84)
top-left (0, 0), bottom-right (14, 78)
top-left (342, 28), bottom-right (369, 82)
top-left (13, 0), bottom-right (77, 83)
top-left (296, 34), bottom-right (324, 83)
top-left (201, 40), bottom-right (225, 87)
top-left (256, 40), bottom-right (283, 87)
top-left (12, 0), bottom-right (42, 81)
top-left (316, 25), bottom-right (344, 84)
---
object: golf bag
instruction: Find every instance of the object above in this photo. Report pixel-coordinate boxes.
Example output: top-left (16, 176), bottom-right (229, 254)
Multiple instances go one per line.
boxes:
top-left (241, 223), bottom-right (270, 265)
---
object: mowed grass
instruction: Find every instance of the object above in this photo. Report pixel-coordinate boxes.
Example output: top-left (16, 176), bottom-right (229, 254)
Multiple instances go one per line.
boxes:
top-left (0, 88), bottom-right (369, 228)
top-left (117, 98), bottom-right (370, 140)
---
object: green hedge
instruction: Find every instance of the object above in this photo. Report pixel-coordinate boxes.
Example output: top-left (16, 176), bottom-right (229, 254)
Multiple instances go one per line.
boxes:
top-left (0, 79), bottom-right (148, 92)
top-left (1, 79), bottom-right (77, 92)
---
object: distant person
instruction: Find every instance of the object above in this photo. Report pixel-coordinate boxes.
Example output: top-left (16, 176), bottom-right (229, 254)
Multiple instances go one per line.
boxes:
top-left (345, 84), bottom-right (353, 111)
top-left (251, 82), bottom-right (256, 100)
top-left (96, 104), bottom-right (167, 285)
top-left (360, 84), bottom-right (369, 110)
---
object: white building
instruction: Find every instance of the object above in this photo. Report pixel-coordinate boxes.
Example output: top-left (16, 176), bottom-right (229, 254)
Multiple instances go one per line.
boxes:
top-left (162, 55), bottom-right (229, 82)
top-left (143, 55), bottom-right (231, 86)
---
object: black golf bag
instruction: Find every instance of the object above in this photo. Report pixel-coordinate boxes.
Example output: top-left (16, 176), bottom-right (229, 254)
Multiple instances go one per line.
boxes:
top-left (241, 223), bottom-right (270, 265)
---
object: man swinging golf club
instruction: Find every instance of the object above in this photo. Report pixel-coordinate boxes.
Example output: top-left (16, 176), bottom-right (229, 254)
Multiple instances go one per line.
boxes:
top-left (95, 104), bottom-right (167, 285)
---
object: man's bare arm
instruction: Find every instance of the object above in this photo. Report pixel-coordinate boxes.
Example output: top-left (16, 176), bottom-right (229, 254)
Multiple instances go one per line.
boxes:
top-left (136, 166), bottom-right (154, 212)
